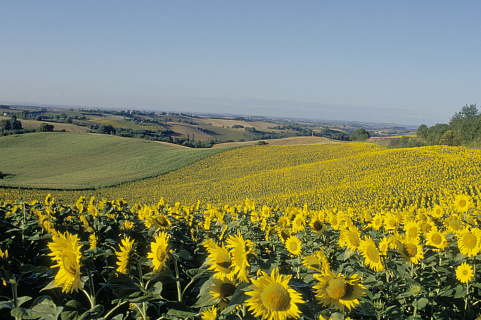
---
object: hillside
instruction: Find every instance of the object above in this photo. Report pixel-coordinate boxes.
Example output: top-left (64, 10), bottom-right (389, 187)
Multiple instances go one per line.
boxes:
top-left (0, 132), bottom-right (227, 189)
top-left (2, 142), bottom-right (480, 210)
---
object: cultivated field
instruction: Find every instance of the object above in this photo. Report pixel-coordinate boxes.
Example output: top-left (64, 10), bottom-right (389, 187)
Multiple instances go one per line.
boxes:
top-left (0, 132), bottom-right (227, 189)
top-left (1, 134), bottom-right (480, 319)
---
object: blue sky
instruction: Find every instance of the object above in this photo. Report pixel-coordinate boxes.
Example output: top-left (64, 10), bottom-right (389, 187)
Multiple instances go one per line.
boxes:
top-left (1, 1), bottom-right (480, 126)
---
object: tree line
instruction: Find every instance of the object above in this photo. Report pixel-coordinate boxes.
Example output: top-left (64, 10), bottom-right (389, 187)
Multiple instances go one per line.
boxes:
top-left (417, 104), bottom-right (481, 146)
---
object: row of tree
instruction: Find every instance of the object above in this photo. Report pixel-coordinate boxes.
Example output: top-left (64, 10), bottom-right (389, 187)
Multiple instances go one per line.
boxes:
top-left (417, 104), bottom-right (480, 146)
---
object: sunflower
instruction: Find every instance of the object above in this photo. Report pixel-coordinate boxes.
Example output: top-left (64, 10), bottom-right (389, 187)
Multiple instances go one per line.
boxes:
top-left (456, 262), bottom-right (474, 283)
top-left (277, 215), bottom-right (290, 229)
top-left (378, 236), bottom-right (389, 256)
top-left (454, 194), bottom-right (472, 213)
top-left (226, 233), bottom-right (251, 282)
top-left (302, 250), bottom-right (330, 274)
top-left (457, 227), bottom-right (481, 257)
top-left (403, 221), bottom-right (420, 241)
top-left (339, 226), bottom-right (361, 252)
top-left (310, 217), bottom-right (325, 235)
top-left (47, 232), bottom-right (82, 293)
top-left (425, 228), bottom-right (449, 252)
top-left (277, 227), bottom-right (291, 243)
top-left (291, 214), bottom-right (306, 233)
top-left (201, 305), bottom-right (218, 320)
top-left (205, 241), bottom-right (235, 281)
top-left (210, 278), bottom-right (237, 309)
top-left (370, 213), bottom-right (384, 231)
top-left (430, 205), bottom-right (445, 219)
top-left (446, 214), bottom-right (464, 233)
top-left (116, 236), bottom-right (135, 274)
top-left (313, 272), bottom-right (365, 311)
top-left (88, 233), bottom-right (97, 250)
top-left (147, 231), bottom-right (170, 272)
top-left (245, 268), bottom-right (304, 320)
top-left (0, 248), bottom-right (8, 259)
top-left (285, 236), bottom-right (302, 256)
top-left (359, 236), bottom-right (384, 272)
top-left (384, 213), bottom-right (399, 234)
top-left (396, 237), bottom-right (424, 265)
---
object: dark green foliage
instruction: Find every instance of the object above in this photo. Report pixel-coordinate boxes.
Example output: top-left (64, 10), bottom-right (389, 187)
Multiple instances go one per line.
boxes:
top-left (37, 123), bottom-right (55, 132)
top-left (350, 128), bottom-right (371, 141)
top-left (417, 104), bottom-right (481, 146)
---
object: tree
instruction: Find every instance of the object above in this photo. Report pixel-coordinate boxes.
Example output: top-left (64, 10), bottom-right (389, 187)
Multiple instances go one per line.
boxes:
top-left (38, 123), bottom-right (55, 132)
top-left (416, 124), bottom-right (429, 140)
top-left (350, 128), bottom-right (371, 141)
top-left (449, 104), bottom-right (481, 143)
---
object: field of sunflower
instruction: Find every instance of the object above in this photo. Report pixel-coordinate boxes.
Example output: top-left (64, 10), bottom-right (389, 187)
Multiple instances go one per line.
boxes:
top-left (1, 142), bottom-right (481, 319)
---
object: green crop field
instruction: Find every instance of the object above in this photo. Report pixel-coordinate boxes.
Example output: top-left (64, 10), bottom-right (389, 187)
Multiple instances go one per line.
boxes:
top-left (0, 132), bottom-right (228, 189)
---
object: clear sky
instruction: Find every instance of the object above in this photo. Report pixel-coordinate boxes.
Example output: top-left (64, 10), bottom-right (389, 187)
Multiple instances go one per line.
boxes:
top-left (1, 1), bottom-right (480, 126)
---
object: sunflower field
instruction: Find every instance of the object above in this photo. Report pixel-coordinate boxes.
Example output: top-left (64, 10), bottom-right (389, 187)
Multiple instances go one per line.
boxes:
top-left (1, 143), bottom-right (481, 320)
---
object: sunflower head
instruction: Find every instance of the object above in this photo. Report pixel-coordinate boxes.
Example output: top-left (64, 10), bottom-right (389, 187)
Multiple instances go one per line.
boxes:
top-left (396, 237), bottom-right (424, 265)
top-left (47, 232), bottom-right (83, 293)
top-left (147, 231), bottom-right (170, 272)
top-left (245, 268), bottom-right (304, 320)
top-left (456, 262), bottom-right (474, 283)
top-left (313, 272), bottom-right (365, 311)
top-left (116, 237), bottom-right (136, 274)
top-left (285, 236), bottom-right (302, 256)
top-left (359, 236), bottom-right (384, 272)
top-left (457, 228), bottom-right (481, 257)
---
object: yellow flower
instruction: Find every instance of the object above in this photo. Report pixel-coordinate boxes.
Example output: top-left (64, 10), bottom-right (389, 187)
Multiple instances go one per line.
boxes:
top-left (384, 212), bottom-right (399, 234)
top-left (425, 228), bottom-right (448, 252)
top-left (226, 233), bottom-right (251, 282)
top-left (446, 214), bottom-right (464, 233)
top-left (147, 231), bottom-right (170, 272)
top-left (285, 236), bottom-right (302, 256)
top-left (430, 205), bottom-right (444, 219)
top-left (370, 213), bottom-right (383, 231)
top-left (276, 227), bottom-right (291, 243)
top-left (245, 268), bottom-right (304, 320)
top-left (310, 215), bottom-right (325, 235)
top-left (378, 236), bottom-right (389, 256)
top-left (302, 250), bottom-right (330, 274)
top-left (454, 194), bottom-right (472, 213)
top-left (116, 237), bottom-right (135, 274)
top-left (457, 227), bottom-right (481, 257)
top-left (339, 226), bottom-right (361, 252)
top-left (47, 232), bottom-right (82, 293)
top-left (88, 233), bottom-right (97, 250)
top-left (456, 262), bottom-right (474, 283)
top-left (403, 221), bottom-right (420, 241)
top-left (209, 278), bottom-right (237, 309)
top-left (201, 305), bottom-right (218, 320)
top-left (396, 237), bottom-right (424, 265)
top-left (313, 272), bottom-right (365, 311)
top-left (359, 236), bottom-right (384, 272)
top-left (204, 241), bottom-right (235, 281)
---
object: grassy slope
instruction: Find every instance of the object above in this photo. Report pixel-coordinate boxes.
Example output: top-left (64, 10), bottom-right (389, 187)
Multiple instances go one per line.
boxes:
top-left (0, 132), bottom-right (227, 189)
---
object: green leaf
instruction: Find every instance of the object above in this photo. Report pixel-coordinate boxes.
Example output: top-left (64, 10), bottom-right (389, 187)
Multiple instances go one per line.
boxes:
top-left (60, 300), bottom-right (86, 320)
top-left (412, 298), bottom-right (429, 310)
top-left (454, 284), bottom-right (466, 299)
top-left (41, 280), bottom-right (59, 292)
top-left (164, 302), bottom-right (196, 318)
top-left (0, 301), bottom-right (15, 310)
top-left (17, 296), bottom-right (33, 308)
top-left (19, 264), bottom-right (49, 275)
top-left (78, 305), bottom-right (104, 320)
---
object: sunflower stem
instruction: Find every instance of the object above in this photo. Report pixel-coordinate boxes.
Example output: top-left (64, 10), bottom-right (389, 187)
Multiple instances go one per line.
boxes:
top-left (174, 255), bottom-right (182, 302)
top-left (82, 289), bottom-right (95, 310)
top-left (103, 301), bottom-right (128, 320)
top-left (87, 268), bottom-right (96, 308)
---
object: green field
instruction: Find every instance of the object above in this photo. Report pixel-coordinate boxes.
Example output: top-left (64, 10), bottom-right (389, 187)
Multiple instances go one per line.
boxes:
top-left (0, 132), bottom-right (227, 189)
